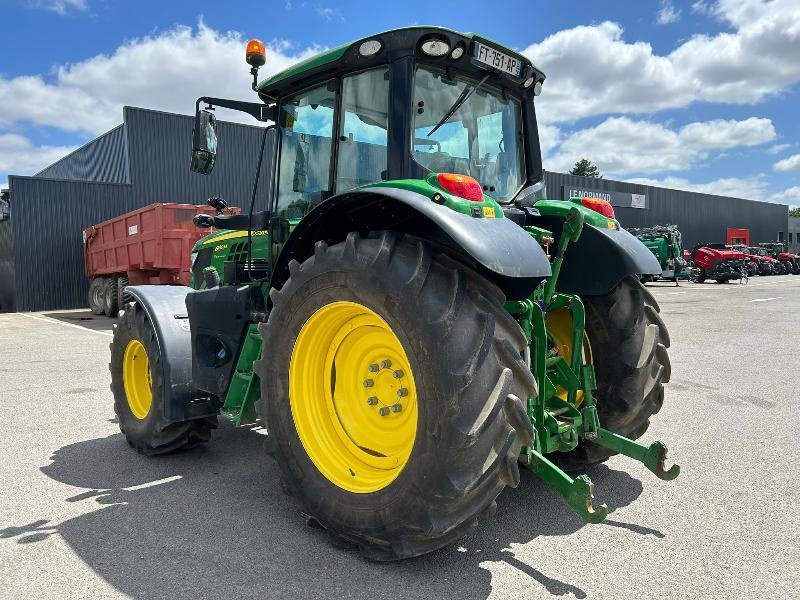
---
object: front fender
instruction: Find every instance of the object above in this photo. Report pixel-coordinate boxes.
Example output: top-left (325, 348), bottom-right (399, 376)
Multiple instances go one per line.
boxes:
top-left (271, 187), bottom-right (551, 300)
top-left (125, 285), bottom-right (217, 424)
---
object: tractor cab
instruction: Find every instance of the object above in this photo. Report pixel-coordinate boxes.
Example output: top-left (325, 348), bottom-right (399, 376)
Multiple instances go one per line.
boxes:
top-left (191, 28), bottom-right (546, 223)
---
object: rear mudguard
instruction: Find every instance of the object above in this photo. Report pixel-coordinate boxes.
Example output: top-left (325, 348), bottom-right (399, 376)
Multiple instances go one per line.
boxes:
top-left (125, 285), bottom-right (218, 425)
top-left (533, 215), bottom-right (662, 296)
top-left (270, 187), bottom-right (552, 301)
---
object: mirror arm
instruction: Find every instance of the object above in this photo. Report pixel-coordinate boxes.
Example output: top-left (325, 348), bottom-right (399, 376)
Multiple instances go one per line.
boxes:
top-left (196, 97), bottom-right (276, 122)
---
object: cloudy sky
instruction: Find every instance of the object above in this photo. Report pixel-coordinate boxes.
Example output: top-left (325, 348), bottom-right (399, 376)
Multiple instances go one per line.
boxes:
top-left (1, 0), bottom-right (799, 205)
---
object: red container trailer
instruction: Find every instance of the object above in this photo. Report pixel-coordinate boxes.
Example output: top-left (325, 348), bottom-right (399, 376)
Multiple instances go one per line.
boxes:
top-left (83, 203), bottom-right (217, 316)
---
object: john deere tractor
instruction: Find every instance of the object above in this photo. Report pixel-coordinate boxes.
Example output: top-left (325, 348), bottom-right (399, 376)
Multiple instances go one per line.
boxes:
top-left (109, 27), bottom-right (677, 560)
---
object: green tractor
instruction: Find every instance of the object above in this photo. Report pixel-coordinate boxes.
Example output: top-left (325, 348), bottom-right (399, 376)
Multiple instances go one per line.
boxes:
top-left (629, 224), bottom-right (689, 286)
top-left (109, 27), bottom-right (677, 560)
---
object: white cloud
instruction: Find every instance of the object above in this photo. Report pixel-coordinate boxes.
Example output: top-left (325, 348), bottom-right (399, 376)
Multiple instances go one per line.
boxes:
top-left (315, 6), bottom-right (344, 22)
top-left (27, 0), bottom-right (87, 15)
top-left (768, 186), bottom-right (800, 204)
top-left (767, 143), bottom-right (791, 155)
top-left (525, 0), bottom-right (800, 124)
top-left (677, 117), bottom-right (775, 151)
top-left (538, 124), bottom-right (561, 158)
top-left (627, 175), bottom-right (769, 200)
top-left (657, 1), bottom-right (682, 24)
top-left (545, 116), bottom-right (775, 175)
top-left (774, 153), bottom-right (800, 172)
top-left (0, 134), bottom-right (77, 175)
top-left (0, 21), bottom-right (321, 136)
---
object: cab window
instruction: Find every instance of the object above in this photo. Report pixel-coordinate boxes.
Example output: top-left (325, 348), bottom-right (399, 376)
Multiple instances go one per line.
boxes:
top-left (335, 67), bottom-right (389, 193)
top-left (276, 83), bottom-right (336, 219)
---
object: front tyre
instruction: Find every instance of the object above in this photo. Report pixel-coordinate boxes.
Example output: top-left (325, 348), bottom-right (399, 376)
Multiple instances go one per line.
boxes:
top-left (255, 232), bottom-right (536, 560)
top-left (109, 302), bottom-right (216, 454)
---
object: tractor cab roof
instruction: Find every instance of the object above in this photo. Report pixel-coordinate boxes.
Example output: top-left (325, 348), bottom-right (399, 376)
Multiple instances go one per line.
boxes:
top-left (256, 26), bottom-right (545, 100)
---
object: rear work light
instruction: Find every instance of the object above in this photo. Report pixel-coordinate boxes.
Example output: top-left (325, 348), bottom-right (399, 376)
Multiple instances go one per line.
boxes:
top-left (436, 173), bottom-right (484, 202)
top-left (581, 196), bottom-right (615, 219)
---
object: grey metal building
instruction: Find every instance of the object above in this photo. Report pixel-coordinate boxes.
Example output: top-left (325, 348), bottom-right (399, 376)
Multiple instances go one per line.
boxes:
top-left (543, 173), bottom-right (788, 250)
top-left (0, 106), bottom-right (790, 312)
top-left (0, 107), bottom-right (268, 312)
top-left (789, 216), bottom-right (800, 253)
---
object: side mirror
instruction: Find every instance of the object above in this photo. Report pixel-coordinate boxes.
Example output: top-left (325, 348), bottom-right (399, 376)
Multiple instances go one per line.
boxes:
top-left (191, 109), bottom-right (218, 174)
top-left (193, 213), bottom-right (216, 228)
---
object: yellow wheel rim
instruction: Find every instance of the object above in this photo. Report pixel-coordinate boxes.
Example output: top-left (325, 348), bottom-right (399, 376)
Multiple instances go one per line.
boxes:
top-left (123, 339), bottom-right (153, 419)
top-left (289, 301), bottom-right (418, 493)
top-left (546, 309), bottom-right (593, 406)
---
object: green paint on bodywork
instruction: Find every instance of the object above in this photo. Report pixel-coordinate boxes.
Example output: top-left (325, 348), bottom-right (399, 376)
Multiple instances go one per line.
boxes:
top-left (534, 198), bottom-right (619, 230)
top-left (257, 26), bottom-right (543, 96)
top-left (221, 324), bottom-right (262, 426)
top-left (190, 230), bottom-right (271, 289)
top-left (257, 44), bottom-right (349, 93)
top-left (365, 177), bottom-right (504, 218)
top-left (504, 212), bottom-right (679, 524)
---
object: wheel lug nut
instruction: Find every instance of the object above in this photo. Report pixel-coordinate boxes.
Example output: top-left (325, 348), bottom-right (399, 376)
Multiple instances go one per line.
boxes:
top-left (397, 388), bottom-right (408, 397)
top-left (380, 359), bottom-right (392, 369)
top-left (367, 396), bottom-right (378, 405)
top-left (391, 403), bottom-right (402, 413)
top-left (363, 379), bottom-right (374, 388)
top-left (368, 363), bottom-right (379, 372)
top-left (379, 407), bottom-right (390, 416)
top-left (392, 369), bottom-right (404, 379)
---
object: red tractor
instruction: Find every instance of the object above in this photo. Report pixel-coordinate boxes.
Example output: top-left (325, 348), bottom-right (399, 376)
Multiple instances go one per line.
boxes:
top-left (690, 243), bottom-right (748, 283)
top-left (758, 242), bottom-right (800, 274)
top-left (728, 244), bottom-right (771, 276)
top-left (746, 246), bottom-right (782, 275)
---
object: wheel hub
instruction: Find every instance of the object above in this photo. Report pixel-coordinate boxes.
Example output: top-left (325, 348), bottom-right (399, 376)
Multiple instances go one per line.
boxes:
top-left (122, 339), bottom-right (153, 419)
top-left (289, 301), bottom-right (418, 493)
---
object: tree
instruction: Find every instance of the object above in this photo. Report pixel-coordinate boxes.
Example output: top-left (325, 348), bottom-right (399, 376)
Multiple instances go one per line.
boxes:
top-left (790, 207), bottom-right (800, 217)
top-left (569, 158), bottom-right (602, 178)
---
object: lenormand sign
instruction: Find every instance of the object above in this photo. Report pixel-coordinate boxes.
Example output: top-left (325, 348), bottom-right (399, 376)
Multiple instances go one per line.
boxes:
top-left (562, 186), bottom-right (648, 210)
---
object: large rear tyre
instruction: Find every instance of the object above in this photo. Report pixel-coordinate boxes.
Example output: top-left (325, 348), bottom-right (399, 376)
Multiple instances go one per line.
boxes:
top-left (88, 278), bottom-right (106, 315)
top-left (556, 276), bottom-right (671, 470)
top-left (109, 302), bottom-right (216, 455)
top-left (255, 232), bottom-right (536, 560)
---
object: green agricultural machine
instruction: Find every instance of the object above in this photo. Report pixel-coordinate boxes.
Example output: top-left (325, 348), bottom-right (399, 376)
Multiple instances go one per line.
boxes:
top-left (109, 27), bottom-right (677, 560)
top-left (629, 224), bottom-right (689, 285)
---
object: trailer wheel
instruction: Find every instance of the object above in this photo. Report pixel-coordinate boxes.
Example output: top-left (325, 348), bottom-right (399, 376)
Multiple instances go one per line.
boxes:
top-left (88, 278), bottom-right (105, 315)
top-left (255, 232), bottom-right (536, 560)
top-left (110, 302), bottom-right (216, 454)
top-left (555, 276), bottom-right (671, 471)
top-left (102, 277), bottom-right (119, 317)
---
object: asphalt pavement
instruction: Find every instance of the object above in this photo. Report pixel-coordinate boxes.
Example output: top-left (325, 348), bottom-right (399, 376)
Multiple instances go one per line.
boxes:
top-left (1, 276), bottom-right (798, 599)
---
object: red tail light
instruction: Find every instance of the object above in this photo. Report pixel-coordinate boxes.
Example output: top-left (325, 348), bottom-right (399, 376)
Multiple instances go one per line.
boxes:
top-left (436, 173), bottom-right (484, 202)
top-left (581, 197), bottom-right (615, 219)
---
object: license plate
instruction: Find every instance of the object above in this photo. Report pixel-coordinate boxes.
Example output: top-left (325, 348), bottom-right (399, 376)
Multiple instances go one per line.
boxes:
top-left (473, 42), bottom-right (522, 77)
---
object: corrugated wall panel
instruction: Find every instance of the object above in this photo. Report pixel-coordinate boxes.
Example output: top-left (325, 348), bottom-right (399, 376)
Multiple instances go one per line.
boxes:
top-left (0, 216), bottom-right (14, 311)
top-left (35, 125), bottom-right (130, 183)
top-left (124, 107), bottom-right (273, 211)
top-left (544, 172), bottom-right (788, 249)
